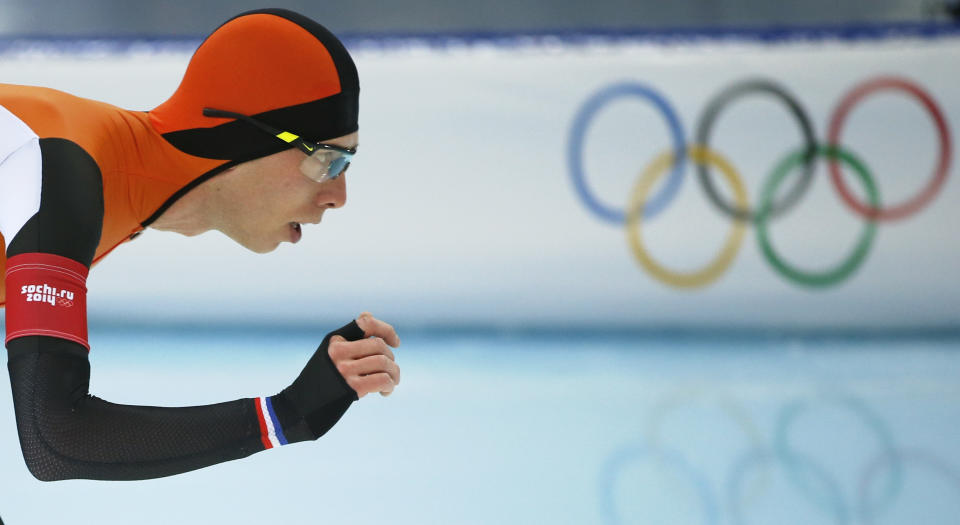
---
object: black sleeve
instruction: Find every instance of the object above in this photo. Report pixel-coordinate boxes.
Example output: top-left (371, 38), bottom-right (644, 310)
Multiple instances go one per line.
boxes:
top-left (5, 139), bottom-right (357, 481)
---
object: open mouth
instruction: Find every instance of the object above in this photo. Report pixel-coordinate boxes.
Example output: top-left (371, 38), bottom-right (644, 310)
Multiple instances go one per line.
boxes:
top-left (289, 222), bottom-right (302, 243)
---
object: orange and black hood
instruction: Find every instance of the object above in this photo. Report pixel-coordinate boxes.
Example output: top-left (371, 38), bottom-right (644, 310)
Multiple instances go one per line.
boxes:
top-left (0, 9), bottom-right (360, 287)
top-left (149, 8), bottom-right (359, 164)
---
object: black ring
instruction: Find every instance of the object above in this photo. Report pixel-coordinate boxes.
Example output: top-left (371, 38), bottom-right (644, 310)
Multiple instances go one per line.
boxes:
top-left (694, 78), bottom-right (817, 222)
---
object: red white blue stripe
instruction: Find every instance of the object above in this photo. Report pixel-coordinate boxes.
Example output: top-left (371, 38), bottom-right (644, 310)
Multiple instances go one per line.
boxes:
top-left (254, 396), bottom-right (288, 449)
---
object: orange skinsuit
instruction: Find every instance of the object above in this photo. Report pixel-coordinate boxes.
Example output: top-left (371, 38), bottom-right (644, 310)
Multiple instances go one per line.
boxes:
top-left (0, 85), bottom-right (224, 306)
top-left (1, 8), bottom-right (362, 484)
top-left (0, 8), bottom-right (359, 306)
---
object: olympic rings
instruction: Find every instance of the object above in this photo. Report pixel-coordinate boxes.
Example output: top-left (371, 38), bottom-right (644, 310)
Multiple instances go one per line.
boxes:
top-left (695, 78), bottom-right (818, 223)
top-left (828, 76), bottom-right (953, 222)
top-left (626, 145), bottom-right (748, 289)
top-left (568, 75), bottom-right (952, 289)
top-left (757, 146), bottom-right (879, 288)
top-left (568, 81), bottom-right (686, 223)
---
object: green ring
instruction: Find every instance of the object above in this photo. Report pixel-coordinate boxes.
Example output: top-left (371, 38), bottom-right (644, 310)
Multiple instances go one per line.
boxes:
top-left (757, 145), bottom-right (880, 288)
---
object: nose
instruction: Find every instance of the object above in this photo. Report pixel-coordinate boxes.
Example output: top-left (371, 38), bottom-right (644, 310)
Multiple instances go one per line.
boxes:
top-left (316, 174), bottom-right (347, 209)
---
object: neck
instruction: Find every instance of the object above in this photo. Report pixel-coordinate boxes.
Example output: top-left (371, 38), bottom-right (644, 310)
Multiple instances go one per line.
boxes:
top-left (149, 179), bottom-right (216, 236)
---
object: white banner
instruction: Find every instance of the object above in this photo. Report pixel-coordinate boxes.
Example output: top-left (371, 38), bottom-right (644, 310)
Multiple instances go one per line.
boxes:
top-left (2, 34), bottom-right (958, 328)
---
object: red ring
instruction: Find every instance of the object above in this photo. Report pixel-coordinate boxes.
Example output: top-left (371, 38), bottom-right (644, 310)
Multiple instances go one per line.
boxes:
top-left (828, 76), bottom-right (952, 221)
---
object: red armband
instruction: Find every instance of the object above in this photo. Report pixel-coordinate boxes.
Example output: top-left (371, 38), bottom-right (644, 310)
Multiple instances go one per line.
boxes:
top-left (5, 253), bottom-right (89, 350)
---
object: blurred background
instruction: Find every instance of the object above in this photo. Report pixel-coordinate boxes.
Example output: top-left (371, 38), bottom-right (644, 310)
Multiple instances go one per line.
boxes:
top-left (1, 1), bottom-right (959, 524)
top-left (0, 0), bottom-right (958, 34)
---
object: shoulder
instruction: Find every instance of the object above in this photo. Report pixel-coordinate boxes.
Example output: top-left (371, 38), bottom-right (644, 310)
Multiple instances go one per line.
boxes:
top-left (0, 84), bottom-right (73, 136)
top-left (4, 137), bottom-right (104, 265)
top-left (0, 84), bottom-right (125, 156)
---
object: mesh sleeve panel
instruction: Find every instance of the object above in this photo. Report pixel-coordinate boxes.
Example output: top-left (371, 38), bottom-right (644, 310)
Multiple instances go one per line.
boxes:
top-left (7, 336), bottom-right (265, 481)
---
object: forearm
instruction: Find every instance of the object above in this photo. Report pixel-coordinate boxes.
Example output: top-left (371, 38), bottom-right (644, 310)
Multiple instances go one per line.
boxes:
top-left (7, 336), bottom-right (265, 481)
top-left (6, 332), bottom-right (357, 481)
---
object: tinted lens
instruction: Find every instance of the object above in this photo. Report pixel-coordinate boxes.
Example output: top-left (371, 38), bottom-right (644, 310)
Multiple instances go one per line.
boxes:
top-left (300, 149), bottom-right (352, 182)
top-left (329, 156), bottom-right (351, 178)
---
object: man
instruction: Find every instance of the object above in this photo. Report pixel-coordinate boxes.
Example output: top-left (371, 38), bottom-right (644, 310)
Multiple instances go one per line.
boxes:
top-left (0, 8), bottom-right (401, 482)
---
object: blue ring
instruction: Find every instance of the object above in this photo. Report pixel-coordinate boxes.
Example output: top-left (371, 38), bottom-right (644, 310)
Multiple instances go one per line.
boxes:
top-left (598, 444), bottom-right (719, 525)
top-left (568, 81), bottom-right (687, 224)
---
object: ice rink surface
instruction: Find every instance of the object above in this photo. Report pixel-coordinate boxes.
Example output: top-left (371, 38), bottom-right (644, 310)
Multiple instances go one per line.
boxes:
top-left (1, 328), bottom-right (957, 524)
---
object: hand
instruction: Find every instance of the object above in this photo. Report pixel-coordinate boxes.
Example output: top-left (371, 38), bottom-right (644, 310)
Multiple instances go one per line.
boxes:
top-left (328, 312), bottom-right (401, 398)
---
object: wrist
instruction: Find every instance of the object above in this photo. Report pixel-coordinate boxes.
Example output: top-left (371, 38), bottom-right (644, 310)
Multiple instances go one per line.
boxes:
top-left (259, 320), bottom-right (365, 446)
top-left (252, 395), bottom-right (291, 449)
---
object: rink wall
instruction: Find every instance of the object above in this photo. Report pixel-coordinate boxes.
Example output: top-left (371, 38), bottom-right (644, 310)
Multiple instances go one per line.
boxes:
top-left (1, 27), bottom-right (958, 329)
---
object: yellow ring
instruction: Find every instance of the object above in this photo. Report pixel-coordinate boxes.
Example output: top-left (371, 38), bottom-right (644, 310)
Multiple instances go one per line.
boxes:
top-left (626, 145), bottom-right (749, 289)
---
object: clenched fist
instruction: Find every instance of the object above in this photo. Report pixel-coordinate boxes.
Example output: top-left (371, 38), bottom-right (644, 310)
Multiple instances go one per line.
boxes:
top-left (329, 312), bottom-right (401, 398)
top-left (272, 313), bottom-right (402, 443)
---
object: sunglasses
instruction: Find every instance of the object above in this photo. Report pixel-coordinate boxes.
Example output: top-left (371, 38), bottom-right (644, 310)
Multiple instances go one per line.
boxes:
top-left (202, 107), bottom-right (356, 182)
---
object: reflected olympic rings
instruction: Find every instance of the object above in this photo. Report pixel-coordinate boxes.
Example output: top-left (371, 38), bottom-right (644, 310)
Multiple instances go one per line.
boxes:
top-left (600, 389), bottom-right (958, 524)
top-left (568, 76), bottom-right (952, 289)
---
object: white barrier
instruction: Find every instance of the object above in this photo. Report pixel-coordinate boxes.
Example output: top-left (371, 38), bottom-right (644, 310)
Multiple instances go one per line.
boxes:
top-left (1, 32), bottom-right (958, 328)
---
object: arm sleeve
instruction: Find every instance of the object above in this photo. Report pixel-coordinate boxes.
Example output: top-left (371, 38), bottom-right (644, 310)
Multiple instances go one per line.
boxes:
top-left (5, 139), bottom-right (357, 481)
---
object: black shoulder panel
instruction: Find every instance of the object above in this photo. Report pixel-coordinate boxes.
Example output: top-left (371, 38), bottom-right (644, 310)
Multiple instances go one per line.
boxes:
top-left (6, 138), bottom-right (104, 267)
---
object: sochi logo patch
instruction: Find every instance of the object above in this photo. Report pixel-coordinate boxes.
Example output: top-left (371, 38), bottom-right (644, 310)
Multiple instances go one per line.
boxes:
top-left (5, 252), bottom-right (90, 350)
top-left (20, 283), bottom-right (75, 307)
